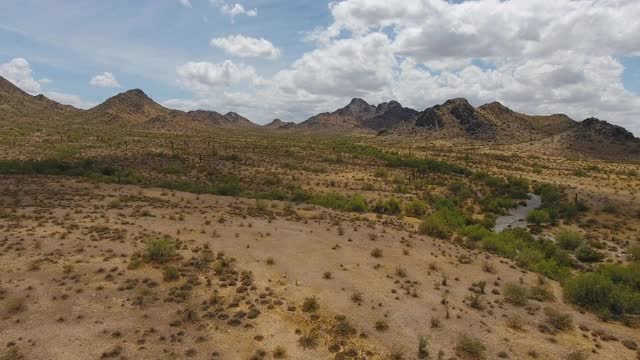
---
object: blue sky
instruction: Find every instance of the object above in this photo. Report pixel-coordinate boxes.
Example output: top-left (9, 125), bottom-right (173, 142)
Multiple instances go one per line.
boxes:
top-left (1, 0), bottom-right (639, 134)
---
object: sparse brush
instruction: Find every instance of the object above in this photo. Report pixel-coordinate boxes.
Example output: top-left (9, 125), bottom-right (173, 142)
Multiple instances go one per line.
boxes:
top-left (544, 307), bottom-right (573, 331)
top-left (162, 266), bottom-right (180, 282)
top-left (503, 283), bottom-right (527, 307)
top-left (273, 346), bottom-right (287, 359)
top-left (301, 296), bottom-right (320, 313)
top-left (298, 332), bottom-right (319, 349)
top-left (375, 320), bottom-right (389, 332)
top-left (3, 297), bottom-right (26, 316)
top-left (145, 236), bottom-right (176, 263)
top-left (455, 334), bottom-right (486, 360)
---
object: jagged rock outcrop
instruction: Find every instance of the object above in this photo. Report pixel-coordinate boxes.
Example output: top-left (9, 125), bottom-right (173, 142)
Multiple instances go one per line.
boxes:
top-left (299, 98), bottom-right (418, 130)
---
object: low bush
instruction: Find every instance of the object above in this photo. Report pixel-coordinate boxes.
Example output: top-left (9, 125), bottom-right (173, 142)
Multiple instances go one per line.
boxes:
top-left (556, 229), bottom-right (584, 250)
top-left (373, 198), bottom-right (402, 215)
top-left (455, 334), bottom-right (486, 360)
top-left (301, 296), bottom-right (320, 313)
top-left (543, 307), bottom-right (573, 331)
top-left (527, 209), bottom-right (551, 225)
top-left (418, 207), bottom-right (466, 239)
top-left (503, 283), bottom-right (528, 307)
top-left (575, 245), bottom-right (604, 263)
top-left (564, 263), bottom-right (640, 318)
top-left (145, 237), bottom-right (176, 263)
top-left (404, 199), bottom-right (429, 217)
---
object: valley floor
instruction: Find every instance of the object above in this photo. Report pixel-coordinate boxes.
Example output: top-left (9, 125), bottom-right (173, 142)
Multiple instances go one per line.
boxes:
top-left (1, 176), bottom-right (638, 360)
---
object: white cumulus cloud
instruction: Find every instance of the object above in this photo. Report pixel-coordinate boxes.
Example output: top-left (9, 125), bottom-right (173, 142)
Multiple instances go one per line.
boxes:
top-left (176, 60), bottom-right (261, 93)
top-left (178, 0), bottom-right (192, 8)
top-left (210, 35), bottom-right (280, 59)
top-left (171, 0), bottom-right (640, 134)
top-left (0, 57), bottom-right (42, 95)
top-left (211, 0), bottom-right (257, 21)
top-left (89, 72), bottom-right (121, 88)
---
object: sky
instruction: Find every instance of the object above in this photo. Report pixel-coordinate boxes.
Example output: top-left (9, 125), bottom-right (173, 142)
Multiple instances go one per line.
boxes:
top-left (1, 0), bottom-right (639, 134)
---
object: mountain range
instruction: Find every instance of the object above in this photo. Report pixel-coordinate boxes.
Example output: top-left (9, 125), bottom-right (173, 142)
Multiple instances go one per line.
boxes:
top-left (1, 75), bottom-right (638, 159)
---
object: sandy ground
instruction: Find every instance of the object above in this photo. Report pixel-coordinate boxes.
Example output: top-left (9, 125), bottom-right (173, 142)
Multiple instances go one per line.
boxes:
top-left (1, 175), bottom-right (638, 360)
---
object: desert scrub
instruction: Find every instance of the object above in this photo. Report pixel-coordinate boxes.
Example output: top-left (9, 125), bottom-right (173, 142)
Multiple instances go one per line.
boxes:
top-left (162, 266), bottom-right (180, 282)
top-left (301, 296), bottom-right (320, 313)
top-left (273, 346), bottom-right (287, 358)
top-left (564, 262), bottom-right (640, 319)
top-left (145, 236), bottom-right (176, 263)
top-left (526, 209), bottom-right (550, 226)
top-left (372, 198), bottom-right (402, 215)
top-left (374, 319), bottom-right (389, 332)
top-left (543, 307), bottom-right (573, 331)
top-left (3, 297), bottom-right (26, 316)
top-left (503, 283), bottom-right (528, 307)
top-left (471, 228), bottom-right (571, 281)
top-left (556, 229), bottom-right (584, 250)
top-left (419, 206), bottom-right (466, 239)
top-left (310, 192), bottom-right (369, 212)
top-left (298, 332), bottom-right (319, 349)
top-left (404, 199), bottom-right (428, 217)
top-left (455, 334), bottom-right (486, 360)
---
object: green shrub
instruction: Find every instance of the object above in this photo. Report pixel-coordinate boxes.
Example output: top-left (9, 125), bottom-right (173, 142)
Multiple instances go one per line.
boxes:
top-left (163, 266), bottom-right (180, 281)
top-left (543, 307), bottom-right (573, 331)
top-left (418, 207), bottom-right (466, 239)
top-left (564, 267), bottom-right (640, 318)
top-left (145, 237), bottom-right (176, 263)
top-left (556, 229), bottom-right (584, 250)
top-left (346, 195), bottom-right (369, 212)
top-left (301, 296), bottom-right (320, 313)
top-left (373, 198), bottom-right (402, 215)
top-left (404, 199), bottom-right (429, 217)
top-left (503, 283), bottom-right (528, 307)
top-left (419, 216), bottom-right (451, 239)
top-left (575, 245), bottom-right (604, 263)
top-left (310, 193), bottom-right (369, 212)
top-left (461, 225), bottom-right (493, 242)
top-left (455, 334), bottom-right (486, 360)
top-left (479, 196), bottom-right (516, 214)
top-left (527, 210), bottom-right (550, 225)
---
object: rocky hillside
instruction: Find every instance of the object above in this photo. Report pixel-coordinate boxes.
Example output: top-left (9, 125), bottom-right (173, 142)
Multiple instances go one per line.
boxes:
top-left (0, 76), bottom-right (81, 124)
top-left (0, 77), bottom-right (257, 130)
top-left (264, 118), bottom-right (295, 129)
top-left (393, 98), bottom-right (579, 143)
top-left (530, 117), bottom-right (640, 159)
top-left (82, 89), bottom-right (168, 125)
top-left (299, 98), bottom-right (418, 131)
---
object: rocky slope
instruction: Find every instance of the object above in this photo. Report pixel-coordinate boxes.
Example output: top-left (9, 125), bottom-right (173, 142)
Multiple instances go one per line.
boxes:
top-left (0, 76), bottom-right (81, 124)
top-left (264, 118), bottom-right (295, 129)
top-left (299, 98), bottom-right (418, 131)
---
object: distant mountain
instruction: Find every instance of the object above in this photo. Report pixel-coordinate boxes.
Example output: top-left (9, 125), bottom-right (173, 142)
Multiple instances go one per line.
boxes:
top-left (264, 119), bottom-right (295, 129)
top-left (174, 110), bottom-right (256, 128)
top-left (83, 89), bottom-right (168, 125)
top-left (299, 98), bottom-right (418, 131)
top-left (0, 76), bottom-right (257, 130)
top-left (81, 88), bottom-right (256, 129)
top-left (531, 117), bottom-right (640, 159)
top-left (1, 75), bottom-right (638, 159)
top-left (392, 98), bottom-right (579, 143)
top-left (0, 76), bottom-right (81, 123)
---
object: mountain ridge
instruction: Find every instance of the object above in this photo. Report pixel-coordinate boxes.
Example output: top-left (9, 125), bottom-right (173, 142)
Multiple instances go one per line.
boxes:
top-left (0, 75), bottom-right (637, 159)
